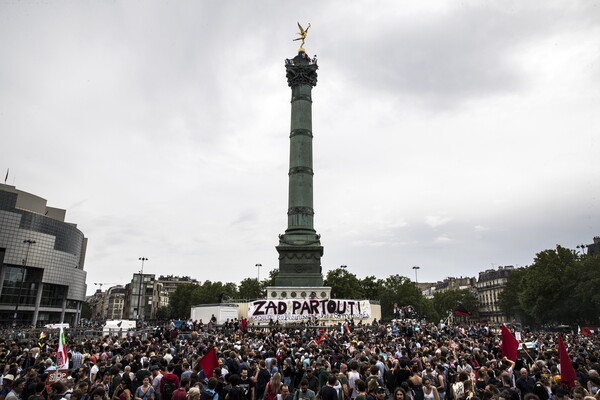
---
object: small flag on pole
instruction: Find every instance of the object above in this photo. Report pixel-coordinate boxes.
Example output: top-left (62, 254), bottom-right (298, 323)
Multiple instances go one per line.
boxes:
top-left (56, 325), bottom-right (69, 370)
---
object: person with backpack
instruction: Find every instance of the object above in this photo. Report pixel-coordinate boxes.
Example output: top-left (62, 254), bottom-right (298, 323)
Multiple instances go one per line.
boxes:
top-left (201, 378), bottom-right (219, 400)
top-left (170, 378), bottom-right (189, 400)
top-left (160, 365), bottom-right (180, 400)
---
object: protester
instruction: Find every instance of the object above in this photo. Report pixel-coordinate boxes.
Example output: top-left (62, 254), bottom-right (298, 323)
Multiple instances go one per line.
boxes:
top-left (263, 373), bottom-right (282, 400)
top-left (5, 378), bottom-right (25, 400)
top-left (4, 316), bottom-right (600, 400)
top-left (135, 377), bottom-right (155, 400)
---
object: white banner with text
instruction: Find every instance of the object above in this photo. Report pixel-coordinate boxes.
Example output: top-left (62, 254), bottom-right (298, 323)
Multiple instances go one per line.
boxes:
top-left (248, 299), bottom-right (371, 321)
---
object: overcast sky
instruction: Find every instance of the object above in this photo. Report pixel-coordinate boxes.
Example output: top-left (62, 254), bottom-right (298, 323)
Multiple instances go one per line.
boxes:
top-left (1, 1), bottom-right (599, 296)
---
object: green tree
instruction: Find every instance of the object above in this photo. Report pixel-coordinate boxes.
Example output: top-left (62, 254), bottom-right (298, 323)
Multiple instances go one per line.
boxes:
top-left (195, 280), bottom-right (238, 304)
top-left (432, 289), bottom-right (478, 322)
top-left (259, 269), bottom-right (279, 296)
top-left (565, 253), bottom-right (600, 324)
top-left (169, 283), bottom-right (199, 318)
top-left (156, 305), bottom-right (173, 320)
top-left (360, 276), bottom-right (382, 300)
top-left (419, 298), bottom-right (438, 323)
top-left (263, 268), bottom-right (279, 286)
top-left (324, 267), bottom-right (364, 298)
top-left (378, 274), bottom-right (424, 320)
top-left (238, 278), bottom-right (262, 300)
top-left (519, 246), bottom-right (578, 324)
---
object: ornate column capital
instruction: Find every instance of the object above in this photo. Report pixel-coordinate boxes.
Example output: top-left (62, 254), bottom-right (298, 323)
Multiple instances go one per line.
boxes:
top-left (285, 53), bottom-right (318, 88)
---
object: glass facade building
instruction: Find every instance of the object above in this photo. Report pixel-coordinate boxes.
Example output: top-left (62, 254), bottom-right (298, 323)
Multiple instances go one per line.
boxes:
top-left (0, 184), bottom-right (87, 326)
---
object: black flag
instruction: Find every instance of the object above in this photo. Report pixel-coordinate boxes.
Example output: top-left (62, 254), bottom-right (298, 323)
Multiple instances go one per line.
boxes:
top-left (453, 304), bottom-right (471, 316)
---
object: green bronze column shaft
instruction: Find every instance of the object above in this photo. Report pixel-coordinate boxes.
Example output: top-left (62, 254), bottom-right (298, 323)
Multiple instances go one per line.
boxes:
top-left (287, 66), bottom-right (316, 234)
top-left (275, 51), bottom-right (324, 287)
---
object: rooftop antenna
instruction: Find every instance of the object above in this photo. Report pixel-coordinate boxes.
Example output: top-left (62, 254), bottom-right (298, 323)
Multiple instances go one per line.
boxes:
top-left (4, 168), bottom-right (8, 184)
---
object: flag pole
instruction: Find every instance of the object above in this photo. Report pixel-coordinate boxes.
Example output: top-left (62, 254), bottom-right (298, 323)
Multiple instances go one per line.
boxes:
top-left (520, 344), bottom-right (536, 364)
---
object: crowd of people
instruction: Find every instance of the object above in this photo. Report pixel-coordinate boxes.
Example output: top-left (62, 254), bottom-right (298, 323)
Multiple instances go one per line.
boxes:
top-left (1, 319), bottom-right (599, 400)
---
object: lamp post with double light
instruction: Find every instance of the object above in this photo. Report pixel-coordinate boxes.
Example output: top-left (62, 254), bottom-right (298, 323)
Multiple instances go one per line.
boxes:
top-left (412, 265), bottom-right (420, 284)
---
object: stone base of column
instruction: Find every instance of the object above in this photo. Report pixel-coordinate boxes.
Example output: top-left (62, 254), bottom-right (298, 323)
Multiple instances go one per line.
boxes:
top-left (275, 243), bottom-right (324, 287)
top-left (265, 286), bottom-right (331, 300)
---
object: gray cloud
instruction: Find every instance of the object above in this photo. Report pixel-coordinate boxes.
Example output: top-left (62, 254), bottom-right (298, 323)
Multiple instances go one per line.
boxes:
top-left (0, 1), bottom-right (598, 292)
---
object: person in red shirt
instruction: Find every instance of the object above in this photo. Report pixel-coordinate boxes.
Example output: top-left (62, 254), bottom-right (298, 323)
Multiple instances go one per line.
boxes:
top-left (170, 378), bottom-right (190, 400)
top-left (159, 364), bottom-right (181, 400)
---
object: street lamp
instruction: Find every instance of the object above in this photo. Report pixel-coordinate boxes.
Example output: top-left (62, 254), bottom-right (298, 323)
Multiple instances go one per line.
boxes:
top-left (255, 263), bottom-right (262, 282)
top-left (137, 257), bottom-right (148, 321)
top-left (412, 265), bottom-right (420, 284)
top-left (14, 239), bottom-right (36, 325)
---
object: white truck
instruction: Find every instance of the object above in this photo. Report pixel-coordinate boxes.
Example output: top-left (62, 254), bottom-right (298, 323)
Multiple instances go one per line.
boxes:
top-left (103, 320), bottom-right (137, 337)
top-left (190, 304), bottom-right (239, 324)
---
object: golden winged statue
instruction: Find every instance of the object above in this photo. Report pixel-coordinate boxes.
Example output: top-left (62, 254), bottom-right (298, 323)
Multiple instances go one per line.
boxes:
top-left (293, 22), bottom-right (311, 51)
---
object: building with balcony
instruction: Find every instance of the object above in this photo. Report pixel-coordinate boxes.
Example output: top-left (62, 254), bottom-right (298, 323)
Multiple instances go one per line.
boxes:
top-left (420, 277), bottom-right (475, 298)
top-left (0, 184), bottom-right (87, 326)
top-left (105, 285), bottom-right (125, 320)
top-left (123, 274), bottom-right (168, 320)
top-left (87, 290), bottom-right (107, 320)
top-left (476, 265), bottom-right (514, 323)
top-left (157, 275), bottom-right (199, 298)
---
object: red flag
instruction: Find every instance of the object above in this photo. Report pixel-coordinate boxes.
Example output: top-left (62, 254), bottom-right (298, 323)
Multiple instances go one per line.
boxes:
top-left (316, 329), bottom-right (326, 344)
top-left (581, 327), bottom-right (593, 337)
top-left (501, 324), bottom-right (519, 362)
top-left (558, 334), bottom-right (577, 387)
top-left (199, 347), bottom-right (219, 379)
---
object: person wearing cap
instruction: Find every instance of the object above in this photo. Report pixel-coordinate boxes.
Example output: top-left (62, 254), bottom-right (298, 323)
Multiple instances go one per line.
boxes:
top-left (5, 378), bottom-right (25, 400)
top-left (0, 374), bottom-right (14, 400)
top-left (302, 369), bottom-right (318, 395)
top-left (373, 387), bottom-right (387, 400)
